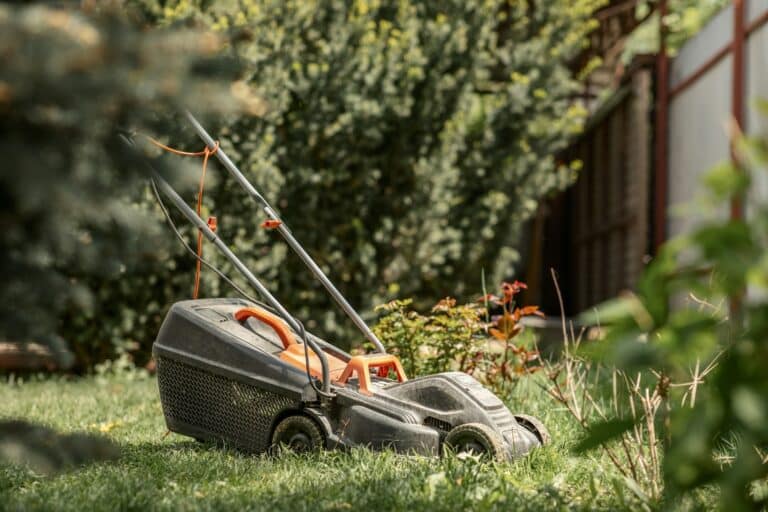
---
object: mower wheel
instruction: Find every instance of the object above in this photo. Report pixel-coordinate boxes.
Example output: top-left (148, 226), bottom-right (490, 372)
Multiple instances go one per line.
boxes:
top-left (513, 414), bottom-right (550, 445)
top-left (443, 423), bottom-right (506, 462)
top-left (271, 415), bottom-right (324, 454)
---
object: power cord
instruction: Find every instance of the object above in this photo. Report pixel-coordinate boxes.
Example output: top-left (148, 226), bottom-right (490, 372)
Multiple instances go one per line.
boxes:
top-left (150, 178), bottom-right (333, 399)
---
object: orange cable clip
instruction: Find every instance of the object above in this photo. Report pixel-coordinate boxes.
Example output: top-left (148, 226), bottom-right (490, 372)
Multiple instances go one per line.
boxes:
top-left (261, 219), bottom-right (282, 230)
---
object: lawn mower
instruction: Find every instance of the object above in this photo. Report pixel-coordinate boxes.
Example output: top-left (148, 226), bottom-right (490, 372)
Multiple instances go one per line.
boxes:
top-left (127, 112), bottom-right (549, 461)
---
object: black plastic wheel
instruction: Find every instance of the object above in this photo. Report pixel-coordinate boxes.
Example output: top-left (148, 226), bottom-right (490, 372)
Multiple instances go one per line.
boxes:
top-left (443, 423), bottom-right (506, 462)
top-left (271, 415), bottom-right (324, 454)
top-left (513, 414), bottom-right (551, 445)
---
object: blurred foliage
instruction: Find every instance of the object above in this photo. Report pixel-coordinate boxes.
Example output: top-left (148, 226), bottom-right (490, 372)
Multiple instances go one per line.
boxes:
top-left (0, 419), bottom-right (119, 475)
top-left (373, 281), bottom-right (543, 395)
top-left (0, 2), bottom-right (238, 368)
top-left (579, 104), bottom-right (768, 510)
top-left (2, 0), bottom-right (602, 369)
top-left (622, 0), bottom-right (728, 63)
top-left (127, 0), bottom-right (599, 347)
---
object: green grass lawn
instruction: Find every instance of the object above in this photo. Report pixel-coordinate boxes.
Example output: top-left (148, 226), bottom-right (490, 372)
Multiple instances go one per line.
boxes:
top-left (1, 370), bottom-right (714, 511)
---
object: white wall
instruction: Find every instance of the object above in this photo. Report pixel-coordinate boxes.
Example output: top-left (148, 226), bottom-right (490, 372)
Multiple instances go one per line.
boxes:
top-left (667, 0), bottom-right (767, 239)
top-left (670, 3), bottom-right (733, 88)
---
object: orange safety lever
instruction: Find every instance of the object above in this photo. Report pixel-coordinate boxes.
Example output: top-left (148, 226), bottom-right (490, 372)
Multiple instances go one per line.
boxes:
top-left (336, 354), bottom-right (407, 396)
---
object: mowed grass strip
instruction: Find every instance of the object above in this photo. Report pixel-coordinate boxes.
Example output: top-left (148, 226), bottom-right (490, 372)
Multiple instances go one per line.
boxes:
top-left (1, 372), bottom-right (713, 511)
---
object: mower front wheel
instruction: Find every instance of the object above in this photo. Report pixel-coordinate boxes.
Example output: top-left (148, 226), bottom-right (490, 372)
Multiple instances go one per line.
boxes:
top-left (271, 415), bottom-right (324, 454)
top-left (443, 423), bottom-right (506, 462)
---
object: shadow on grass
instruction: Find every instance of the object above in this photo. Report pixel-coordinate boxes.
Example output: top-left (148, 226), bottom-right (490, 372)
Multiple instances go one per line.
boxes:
top-left (2, 439), bottom-right (616, 512)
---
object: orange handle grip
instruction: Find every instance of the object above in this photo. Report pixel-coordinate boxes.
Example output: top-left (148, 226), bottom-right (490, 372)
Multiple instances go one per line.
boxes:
top-left (234, 307), bottom-right (296, 349)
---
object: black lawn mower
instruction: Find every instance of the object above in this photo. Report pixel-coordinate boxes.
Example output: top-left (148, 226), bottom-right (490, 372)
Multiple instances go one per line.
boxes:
top-left (126, 112), bottom-right (549, 461)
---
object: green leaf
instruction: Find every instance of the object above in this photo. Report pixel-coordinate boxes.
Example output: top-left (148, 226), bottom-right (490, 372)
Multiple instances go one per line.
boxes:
top-left (581, 294), bottom-right (654, 332)
top-left (574, 418), bottom-right (637, 453)
top-left (732, 387), bottom-right (767, 432)
top-left (702, 162), bottom-right (750, 200)
top-left (579, 296), bottom-right (634, 326)
top-left (692, 221), bottom-right (758, 293)
top-left (610, 338), bottom-right (661, 370)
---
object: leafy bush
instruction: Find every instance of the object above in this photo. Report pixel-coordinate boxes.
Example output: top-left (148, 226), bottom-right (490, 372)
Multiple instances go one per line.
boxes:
top-left (373, 298), bottom-right (485, 376)
top-left (575, 105), bottom-right (768, 509)
top-left (476, 280), bottom-right (544, 395)
top-left (4, 0), bottom-right (601, 369)
top-left (373, 281), bottom-right (543, 395)
top-left (129, 0), bottom-right (597, 347)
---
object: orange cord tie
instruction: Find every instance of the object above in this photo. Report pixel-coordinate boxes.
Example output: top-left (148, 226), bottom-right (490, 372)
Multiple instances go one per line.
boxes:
top-left (260, 219), bottom-right (282, 230)
top-left (145, 136), bottom-right (220, 299)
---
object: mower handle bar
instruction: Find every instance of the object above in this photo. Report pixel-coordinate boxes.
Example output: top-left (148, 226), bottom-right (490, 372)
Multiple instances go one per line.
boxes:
top-left (120, 134), bottom-right (332, 395)
top-left (184, 111), bottom-right (387, 354)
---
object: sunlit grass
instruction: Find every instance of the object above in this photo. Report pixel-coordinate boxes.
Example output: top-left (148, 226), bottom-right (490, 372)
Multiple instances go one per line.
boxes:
top-left (1, 372), bottom-right (714, 511)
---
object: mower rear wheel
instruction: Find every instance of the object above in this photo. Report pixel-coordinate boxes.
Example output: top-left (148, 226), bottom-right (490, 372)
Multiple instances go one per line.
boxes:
top-left (271, 415), bottom-right (324, 454)
top-left (513, 414), bottom-right (550, 445)
top-left (443, 423), bottom-right (506, 462)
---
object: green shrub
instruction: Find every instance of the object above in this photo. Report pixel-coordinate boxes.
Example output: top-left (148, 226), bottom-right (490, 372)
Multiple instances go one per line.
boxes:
top-left (127, 0), bottom-right (597, 349)
top-left (373, 281), bottom-right (544, 395)
top-left (373, 298), bottom-right (486, 377)
top-left (10, 0), bottom-right (600, 369)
